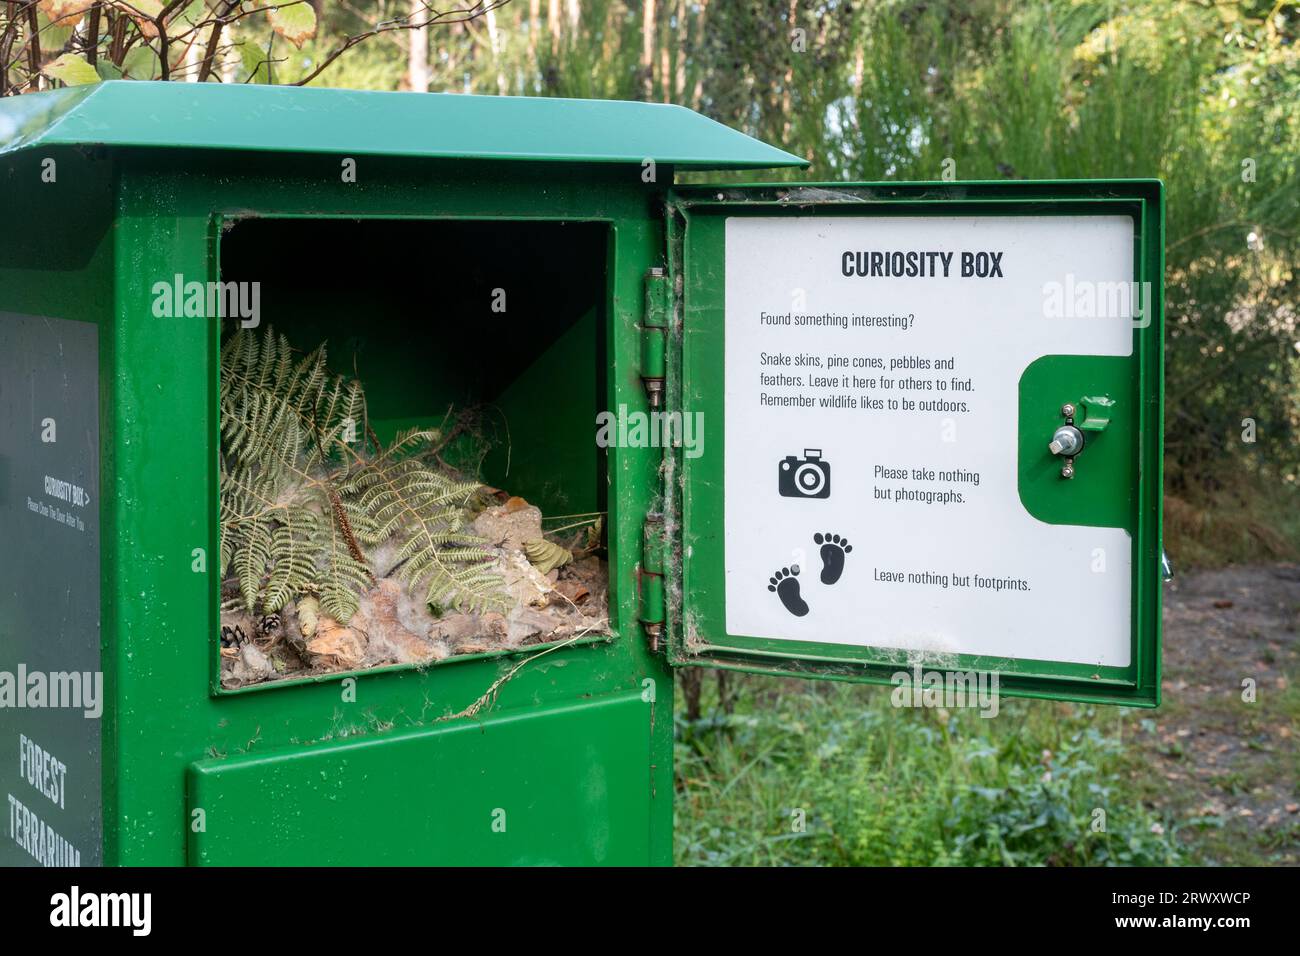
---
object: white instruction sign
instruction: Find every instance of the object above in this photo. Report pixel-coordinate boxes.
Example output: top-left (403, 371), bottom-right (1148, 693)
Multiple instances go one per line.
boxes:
top-left (723, 216), bottom-right (1134, 666)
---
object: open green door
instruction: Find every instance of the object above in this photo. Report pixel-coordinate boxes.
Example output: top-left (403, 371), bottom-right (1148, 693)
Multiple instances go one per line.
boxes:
top-left (662, 180), bottom-right (1163, 706)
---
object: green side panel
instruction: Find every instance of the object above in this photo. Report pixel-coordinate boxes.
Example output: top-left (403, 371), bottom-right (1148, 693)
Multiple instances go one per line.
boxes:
top-left (1018, 355), bottom-right (1134, 528)
top-left (0, 82), bottom-right (807, 170)
top-left (187, 690), bottom-right (651, 866)
top-left (0, 312), bottom-right (102, 866)
top-left (0, 147), bottom-right (116, 866)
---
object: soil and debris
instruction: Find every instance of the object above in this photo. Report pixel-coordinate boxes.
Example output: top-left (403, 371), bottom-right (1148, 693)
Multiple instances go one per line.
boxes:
top-left (221, 494), bottom-right (608, 688)
top-left (1131, 563), bottom-right (1300, 864)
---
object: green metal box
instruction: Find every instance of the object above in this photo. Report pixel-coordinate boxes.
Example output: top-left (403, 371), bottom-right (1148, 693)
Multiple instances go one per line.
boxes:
top-left (0, 83), bottom-right (1162, 866)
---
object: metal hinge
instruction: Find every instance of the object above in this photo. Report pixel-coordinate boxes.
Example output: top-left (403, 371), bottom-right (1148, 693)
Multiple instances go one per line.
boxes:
top-left (639, 511), bottom-right (666, 652)
top-left (641, 266), bottom-right (668, 409)
top-left (639, 266), bottom-right (670, 652)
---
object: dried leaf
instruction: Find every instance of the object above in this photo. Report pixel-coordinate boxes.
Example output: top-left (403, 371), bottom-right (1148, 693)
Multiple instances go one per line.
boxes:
top-left (267, 2), bottom-right (317, 48)
top-left (306, 617), bottom-right (364, 666)
top-left (37, 0), bottom-right (95, 27)
top-left (554, 579), bottom-right (589, 605)
top-left (523, 538), bottom-right (572, 575)
top-left (111, 0), bottom-right (163, 39)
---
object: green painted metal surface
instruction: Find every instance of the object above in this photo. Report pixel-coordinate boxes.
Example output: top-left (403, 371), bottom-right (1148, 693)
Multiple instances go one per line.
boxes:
top-left (0, 81), bottom-right (808, 169)
top-left (188, 690), bottom-right (652, 865)
top-left (1018, 355), bottom-right (1133, 529)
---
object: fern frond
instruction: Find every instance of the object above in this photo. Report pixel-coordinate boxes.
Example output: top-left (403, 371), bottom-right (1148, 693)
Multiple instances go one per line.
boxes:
top-left (262, 508), bottom-right (320, 613)
top-left (234, 520), bottom-right (272, 612)
top-left (313, 514), bottom-right (372, 623)
top-left (351, 455), bottom-right (504, 612)
top-left (220, 327), bottom-right (504, 624)
top-left (308, 376), bottom-right (367, 467)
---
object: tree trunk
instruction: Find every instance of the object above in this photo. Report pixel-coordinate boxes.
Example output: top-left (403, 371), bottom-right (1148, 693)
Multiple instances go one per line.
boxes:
top-left (444, 22), bottom-right (460, 91)
top-left (782, 0), bottom-right (798, 139)
top-left (680, 668), bottom-right (702, 722)
top-left (674, 0), bottom-right (686, 101)
top-left (689, 0), bottom-right (707, 110)
top-left (658, 7), bottom-right (669, 103)
top-left (641, 0), bottom-right (655, 101)
top-left (547, 0), bottom-right (560, 53)
top-left (408, 0), bottom-right (430, 92)
top-left (485, 4), bottom-right (506, 95)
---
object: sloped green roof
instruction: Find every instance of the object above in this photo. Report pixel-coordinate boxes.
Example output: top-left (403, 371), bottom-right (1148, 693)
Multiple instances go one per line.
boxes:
top-left (0, 81), bottom-right (807, 169)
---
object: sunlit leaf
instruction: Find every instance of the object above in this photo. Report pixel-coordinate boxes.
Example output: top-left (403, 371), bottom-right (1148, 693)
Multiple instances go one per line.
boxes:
top-left (44, 53), bottom-right (102, 86)
top-left (239, 40), bottom-right (273, 84)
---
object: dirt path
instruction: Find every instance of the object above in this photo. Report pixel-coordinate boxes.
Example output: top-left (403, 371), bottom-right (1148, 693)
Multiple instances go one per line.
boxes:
top-left (1138, 564), bottom-right (1300, 864)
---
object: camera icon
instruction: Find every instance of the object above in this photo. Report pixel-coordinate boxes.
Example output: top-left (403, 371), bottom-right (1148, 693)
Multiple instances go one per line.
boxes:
top-left (778, 449), bottom-right (831, 499)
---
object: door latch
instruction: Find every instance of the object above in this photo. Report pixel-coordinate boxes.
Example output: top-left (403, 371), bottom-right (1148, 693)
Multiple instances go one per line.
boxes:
top-left (1049, 396), bottom-right (1113, 479)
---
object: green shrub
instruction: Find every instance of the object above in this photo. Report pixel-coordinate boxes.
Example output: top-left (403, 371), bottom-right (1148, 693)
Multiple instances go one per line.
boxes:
top-left (675, 678), bottom-right (1182, 866)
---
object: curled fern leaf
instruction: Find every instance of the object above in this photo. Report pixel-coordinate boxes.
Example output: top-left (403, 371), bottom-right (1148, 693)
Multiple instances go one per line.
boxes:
top-left (523, 538), bottom-right (573, 574)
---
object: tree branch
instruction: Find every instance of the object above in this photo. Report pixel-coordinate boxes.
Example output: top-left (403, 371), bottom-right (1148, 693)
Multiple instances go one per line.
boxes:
top-left (24, 0), bottom-right (38, 77)
top-left (294, 0), bottom-right (511, 87)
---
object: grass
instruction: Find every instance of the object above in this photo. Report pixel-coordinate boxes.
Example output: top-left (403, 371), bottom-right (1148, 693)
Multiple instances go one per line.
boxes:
top-left (672, 558), bottom-right (1300, 868)
top-left (674, 675), bottom-right (1183, 867)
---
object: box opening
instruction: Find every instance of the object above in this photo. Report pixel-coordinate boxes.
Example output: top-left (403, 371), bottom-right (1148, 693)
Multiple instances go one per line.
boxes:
top-left (216, 217), bottom-right (612, 689)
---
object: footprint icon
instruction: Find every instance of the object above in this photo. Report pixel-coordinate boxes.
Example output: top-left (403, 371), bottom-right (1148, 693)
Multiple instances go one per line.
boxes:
top-left (768, 566), bottom-right (810, 617)
top-left (814, 532), bottom-right (852, 585)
